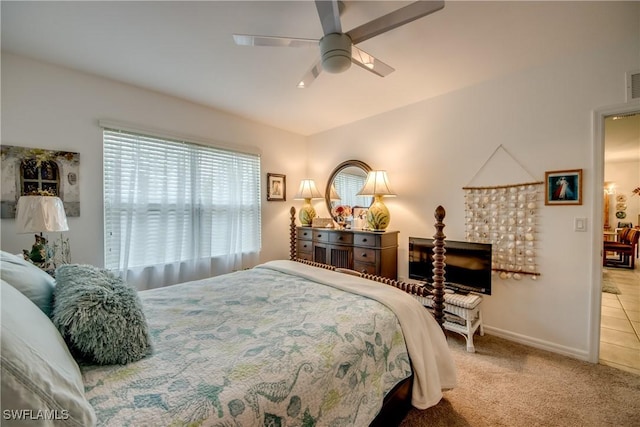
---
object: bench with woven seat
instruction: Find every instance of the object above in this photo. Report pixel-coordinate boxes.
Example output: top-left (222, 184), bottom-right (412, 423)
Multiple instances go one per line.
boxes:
top-left (603, 227), bottom-right (639, 269)
top-left (414, 292), bottom-right (484, 353)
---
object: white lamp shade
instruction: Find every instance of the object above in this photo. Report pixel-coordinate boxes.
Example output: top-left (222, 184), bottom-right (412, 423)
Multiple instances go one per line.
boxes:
top-left (356, 171), bottom-right (396, 197)
top-left (16, 196), bottom-right (69, 233)
top-left (329, 184), bottom-right (341, 201)
top-left (294, 179), bottom-right (323, 200)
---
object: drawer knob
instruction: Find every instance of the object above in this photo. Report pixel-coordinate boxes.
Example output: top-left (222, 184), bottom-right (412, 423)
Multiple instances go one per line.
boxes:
top-left (362, 238), bottom-right (368, 242)
top-left (361, 253), bottom-right (367, 257)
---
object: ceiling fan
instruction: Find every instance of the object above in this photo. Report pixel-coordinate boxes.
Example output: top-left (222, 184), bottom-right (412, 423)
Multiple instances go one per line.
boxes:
top-left (233, 0), bottom-right (444, 88)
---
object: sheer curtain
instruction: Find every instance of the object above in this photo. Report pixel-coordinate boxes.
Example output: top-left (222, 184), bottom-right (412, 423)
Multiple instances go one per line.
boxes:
top-left (334, 173), bottom-right (372, 208)
top-left (103, 127), bottom-right (261, 290)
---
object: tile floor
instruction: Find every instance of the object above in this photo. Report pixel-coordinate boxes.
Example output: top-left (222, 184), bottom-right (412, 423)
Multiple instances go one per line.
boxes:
top-left (600, 265), bottom-right (640, 375)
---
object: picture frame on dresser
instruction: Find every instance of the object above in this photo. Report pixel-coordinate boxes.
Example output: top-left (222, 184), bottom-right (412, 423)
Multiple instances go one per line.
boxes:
top-left (266, 173), bottom-right (286, 201)
top-left (352, 206), bottom-right (368, 230)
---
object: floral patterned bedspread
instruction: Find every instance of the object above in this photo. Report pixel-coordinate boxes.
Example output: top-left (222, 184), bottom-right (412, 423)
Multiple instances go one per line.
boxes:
top-left (81, 262), bottom-right (414, 426)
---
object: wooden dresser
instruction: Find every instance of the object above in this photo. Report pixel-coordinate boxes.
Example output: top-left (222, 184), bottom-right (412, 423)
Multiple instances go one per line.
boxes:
top-left (296, 227), bottom-right (399, 279)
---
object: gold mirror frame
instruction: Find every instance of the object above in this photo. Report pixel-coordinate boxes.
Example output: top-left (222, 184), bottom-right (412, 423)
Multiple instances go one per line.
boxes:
top-left (324, 160), bottom-right (372, 223)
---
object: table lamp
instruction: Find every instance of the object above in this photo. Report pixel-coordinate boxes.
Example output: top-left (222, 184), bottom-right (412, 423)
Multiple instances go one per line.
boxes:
top-left (356, 170), bottom-right (396, 231)
top-left (294, 179), bottom-right (323, 226)
top-left (16, 195), bottom-right (70, 269)
top-left (329, 184), bottom-right (341, 201)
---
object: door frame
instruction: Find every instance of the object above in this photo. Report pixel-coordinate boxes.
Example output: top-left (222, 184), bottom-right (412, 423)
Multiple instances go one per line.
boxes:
top-left (589, 100), bottom-right (640, 363)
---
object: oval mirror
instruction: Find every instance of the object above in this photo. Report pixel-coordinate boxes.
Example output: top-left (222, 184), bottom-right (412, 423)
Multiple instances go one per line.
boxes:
top-left (325, 160), bottom-right (373, 225)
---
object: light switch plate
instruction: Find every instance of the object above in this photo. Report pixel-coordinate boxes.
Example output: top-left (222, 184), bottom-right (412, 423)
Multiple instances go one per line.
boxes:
top-left (574, 217), bottom-right (587, 232)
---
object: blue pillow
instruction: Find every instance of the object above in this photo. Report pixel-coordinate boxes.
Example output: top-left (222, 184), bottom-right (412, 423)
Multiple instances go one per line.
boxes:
top-left (0, 250), bottom-right (56, 316)
top-left (53, 264), bottom-right (152, 365)
top-left (1, 280), bottom-right (97, 425)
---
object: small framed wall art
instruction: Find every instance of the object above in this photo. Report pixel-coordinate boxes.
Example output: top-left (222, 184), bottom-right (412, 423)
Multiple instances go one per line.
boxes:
top-left (545, 169), bottom-right (582, 206)
top-left (267, 173), bottom-right (286, 201)
top-left (352, 206), bottom-right (369, 229)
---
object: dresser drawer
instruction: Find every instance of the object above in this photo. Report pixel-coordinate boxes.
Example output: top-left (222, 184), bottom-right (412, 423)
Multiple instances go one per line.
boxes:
top-left (354, 233), bottom-right (377, 247)
top-left (297, 251), bottom-right (313, 261)
top-left (354, 261), bottom-right (377, 275)
top-left (297, 228), bottom-right (313, 241)
top-left (313, 231), bottom-right (330, 243)
top-left (330, 232), bottom-right (353, 245)
top-left (354, 247), bottom-right (377, 263)
top-left (297, 240), bottom-right (313, 255)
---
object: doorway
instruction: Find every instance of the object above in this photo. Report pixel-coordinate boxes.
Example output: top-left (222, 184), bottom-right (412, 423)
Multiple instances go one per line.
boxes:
top-left (594, 105), bottom-right (640, 374)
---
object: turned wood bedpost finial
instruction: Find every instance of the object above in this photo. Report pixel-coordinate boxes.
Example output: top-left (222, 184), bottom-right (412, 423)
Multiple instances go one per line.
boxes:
top-left (432, 205), bottom-right (447, 332)
top-left (289, 207), bottom-right (297, 261)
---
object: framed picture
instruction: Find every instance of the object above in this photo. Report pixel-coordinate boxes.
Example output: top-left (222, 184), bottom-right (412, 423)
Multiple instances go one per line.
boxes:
top-left (1, 145), bottom-right (80, 218)
top-left (545, 169), bottom-right (582, 205)
top-left (352, 206), bottom-right (369, 229)
top-left (267, 173), bottom-right (286, 201)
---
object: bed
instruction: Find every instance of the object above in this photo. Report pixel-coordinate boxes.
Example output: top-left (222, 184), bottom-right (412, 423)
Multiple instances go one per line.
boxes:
top-left (0, 207), bottom-right (455, 427)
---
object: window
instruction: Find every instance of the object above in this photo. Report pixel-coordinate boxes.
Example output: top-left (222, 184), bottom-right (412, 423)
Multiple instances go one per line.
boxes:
top-left (334, 172), bottom-right (371, 208)
top-left (21, 159), bottom-right (60, 195)
top-left (103, 128), bottom-right (261, 274)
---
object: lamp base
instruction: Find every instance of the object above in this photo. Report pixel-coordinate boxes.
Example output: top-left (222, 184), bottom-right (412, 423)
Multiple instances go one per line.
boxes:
top-left (366, 196), bottom-right (390, 231)
top-left (22, 233), bottom-right (70, 274)
top-left (22, 233), bottom-right (49, 260)
top-left (299, 200), bottom-right (316, 227)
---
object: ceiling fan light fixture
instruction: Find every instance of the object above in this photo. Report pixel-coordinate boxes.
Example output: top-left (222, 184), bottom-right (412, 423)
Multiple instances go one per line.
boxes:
top-left (320, 33), bottom-right (352, 74)
top-left (235, 0), bottom-right (444, 86)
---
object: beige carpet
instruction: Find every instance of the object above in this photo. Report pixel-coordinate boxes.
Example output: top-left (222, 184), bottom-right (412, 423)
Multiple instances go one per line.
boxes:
top-left (400, 333), bottom-right (640, 427)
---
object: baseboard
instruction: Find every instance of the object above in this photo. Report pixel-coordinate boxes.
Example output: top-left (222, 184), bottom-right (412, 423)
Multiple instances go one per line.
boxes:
top-left (483, 325), bottom-right (591, 362)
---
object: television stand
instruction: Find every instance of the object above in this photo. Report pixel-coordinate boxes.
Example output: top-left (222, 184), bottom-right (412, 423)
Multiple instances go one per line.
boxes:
top-left (415, 291), bottom-right (484, 353)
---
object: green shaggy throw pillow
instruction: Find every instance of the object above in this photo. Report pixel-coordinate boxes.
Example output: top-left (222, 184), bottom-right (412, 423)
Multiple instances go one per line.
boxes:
top-left (53, 264), bottom-right (152, 365)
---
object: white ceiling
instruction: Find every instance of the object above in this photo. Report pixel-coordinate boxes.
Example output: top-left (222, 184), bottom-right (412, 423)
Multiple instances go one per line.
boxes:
top-left (1, 1), bottom-right (637, 140)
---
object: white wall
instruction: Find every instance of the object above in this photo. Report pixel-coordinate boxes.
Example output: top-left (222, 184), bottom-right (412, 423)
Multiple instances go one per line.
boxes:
top-left (1, 53), bottom-right (307, 267)
top-left (605, 160), bottom-right (640, 228)
top-left (307, 35), bottom-right (639, 358)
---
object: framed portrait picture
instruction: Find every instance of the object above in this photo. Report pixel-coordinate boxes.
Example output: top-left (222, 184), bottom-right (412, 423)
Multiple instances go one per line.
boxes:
top-left (267, 173), bottom-right (286, 201)
top-left (352, 206), bottom-right (369, 229)
top-left (545, 169), bottom-right (582, 206)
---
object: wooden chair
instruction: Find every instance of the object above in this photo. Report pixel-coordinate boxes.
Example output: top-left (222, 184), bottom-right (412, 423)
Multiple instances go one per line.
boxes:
top-left (603, 227), bottom-right (639, 269)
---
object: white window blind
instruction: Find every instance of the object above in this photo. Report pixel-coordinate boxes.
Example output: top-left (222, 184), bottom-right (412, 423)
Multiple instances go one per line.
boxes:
top-left (103, 128), bottom-right (261, 285)
top-left (334, 172), bottom-right (372, 208)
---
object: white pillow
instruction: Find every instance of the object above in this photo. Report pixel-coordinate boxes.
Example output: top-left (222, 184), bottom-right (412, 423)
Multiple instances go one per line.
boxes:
top-left (0, 280), bottom-right (96, 426)
top-left (0, 250), bottom-right (56, 316)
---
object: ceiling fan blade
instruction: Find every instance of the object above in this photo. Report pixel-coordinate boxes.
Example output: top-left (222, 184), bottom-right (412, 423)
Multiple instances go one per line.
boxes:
top-left (346, 0), bottom-right (444, 45)
top-left (297, 61), bottom-right (323, 89)
top-left (350, 45), bottom-right (394, 77)
top-left (233, 34), bottom-right (318, 48)
top-left (315, 0), bottom-right (342, 35)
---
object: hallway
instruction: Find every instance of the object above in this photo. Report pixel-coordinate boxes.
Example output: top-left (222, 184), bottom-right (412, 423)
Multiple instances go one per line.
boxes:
top-left (600, 266), bottom-right (640, 375)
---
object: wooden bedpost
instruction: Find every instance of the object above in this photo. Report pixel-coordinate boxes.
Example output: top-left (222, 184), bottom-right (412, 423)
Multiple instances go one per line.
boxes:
top-left (289, 206), bottom-right (297, 261)
top-left (432, 206), bottom-right (447, 332)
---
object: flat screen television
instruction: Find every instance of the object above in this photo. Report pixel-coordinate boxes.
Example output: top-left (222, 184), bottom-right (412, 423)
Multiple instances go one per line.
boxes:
top-left (408, 237), bottom-right (492, 295)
